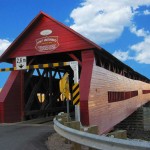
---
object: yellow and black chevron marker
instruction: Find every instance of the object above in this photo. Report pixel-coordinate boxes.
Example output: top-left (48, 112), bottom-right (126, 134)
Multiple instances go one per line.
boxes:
top-left (72, 83), bottom-right (80, 105)
top-left (0, 62), bottom-right (68, 72)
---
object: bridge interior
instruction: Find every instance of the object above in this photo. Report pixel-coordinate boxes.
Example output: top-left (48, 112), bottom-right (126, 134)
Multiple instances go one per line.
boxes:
top-left (24, 52), bottom-right (80, 119)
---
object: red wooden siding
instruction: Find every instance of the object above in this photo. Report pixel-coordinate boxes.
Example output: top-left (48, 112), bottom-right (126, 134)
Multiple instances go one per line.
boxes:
top-left (79, 50), bottom-right (95, 126)
top-left (0, 71), bottom-right (24, 122)
top-left (7, 14), bottom-right (95, 59)
top-left (88, 65), bottom-right (150, 134)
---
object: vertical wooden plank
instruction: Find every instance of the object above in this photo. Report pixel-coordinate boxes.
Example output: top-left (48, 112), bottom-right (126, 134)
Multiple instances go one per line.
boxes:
top-left (80, 50), bottom-right (95, 126)
top-left (0, 103), bottom-right (4, 122)
top-left (0, 71), bottom-right (24, 122)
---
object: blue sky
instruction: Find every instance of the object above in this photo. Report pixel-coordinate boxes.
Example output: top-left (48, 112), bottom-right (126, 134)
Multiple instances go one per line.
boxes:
top-left (0, 0), bottom-right (150, 87)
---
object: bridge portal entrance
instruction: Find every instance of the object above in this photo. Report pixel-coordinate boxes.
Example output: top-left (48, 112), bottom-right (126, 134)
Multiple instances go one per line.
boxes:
top-left (0, 12), bottom-right (86, 123)
top-left (24, 65), bottom-right (74, 119)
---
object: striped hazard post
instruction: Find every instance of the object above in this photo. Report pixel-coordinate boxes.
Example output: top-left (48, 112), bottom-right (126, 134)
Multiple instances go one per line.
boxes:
top-left (72, 83), bottom-right (80, 105)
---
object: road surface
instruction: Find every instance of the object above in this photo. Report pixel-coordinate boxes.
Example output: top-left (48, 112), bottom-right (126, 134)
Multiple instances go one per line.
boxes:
top-left (0, 123), bottom-right (54, 150)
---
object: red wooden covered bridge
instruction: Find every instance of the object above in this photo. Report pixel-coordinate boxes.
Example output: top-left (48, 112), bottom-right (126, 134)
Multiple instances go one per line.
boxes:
top-left (0, 12), bottom-right (150, 134)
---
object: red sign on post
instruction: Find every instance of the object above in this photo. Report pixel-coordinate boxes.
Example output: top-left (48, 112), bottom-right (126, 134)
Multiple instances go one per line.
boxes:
top-left (35, 36), bottom-right (59, 52)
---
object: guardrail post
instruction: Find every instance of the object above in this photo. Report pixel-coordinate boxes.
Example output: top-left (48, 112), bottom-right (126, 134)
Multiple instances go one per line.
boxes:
top-left (86, 125), bottom-right (99, 134)
top-left (107, 130), bottom-right (127, 139)
top-left (56, 113), bottom-right (71, 124)
top-left (84, 125), bottom-right (98, 150)
top-left (64, 121), bottom-right (81, 150)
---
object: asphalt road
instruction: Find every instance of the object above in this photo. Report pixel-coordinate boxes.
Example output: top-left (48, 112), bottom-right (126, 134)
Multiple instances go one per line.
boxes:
top-left (0, 123), bottom-right (55, 150)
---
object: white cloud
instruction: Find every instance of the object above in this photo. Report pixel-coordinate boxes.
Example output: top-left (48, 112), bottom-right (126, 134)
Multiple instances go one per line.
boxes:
top-left (130, 25), bottom-right (149, 37)
top-left (113, 50), bottom-right (130, 61)
top-left (0, 39), bottom-right (11, 55)
top-left (143, 9), bottom-right (150, 15)
top-left (70, 0), bottom-right (150, 44)
top-left (113, 25), bottom-right (150, 64)
top-left (129, 25), bottom-right (150, 64)
top-left (130, 35), bottom-right (150, 64)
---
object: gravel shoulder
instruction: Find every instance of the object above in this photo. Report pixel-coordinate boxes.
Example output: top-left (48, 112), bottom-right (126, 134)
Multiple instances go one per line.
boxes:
top-left (46, 133), bottom-right (89, 150)
top-left (46, 133), bottom-right (72, 150)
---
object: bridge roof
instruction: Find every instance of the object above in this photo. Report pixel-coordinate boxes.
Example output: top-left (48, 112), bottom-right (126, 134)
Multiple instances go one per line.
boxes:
top-left (0, 11), bottom-right (100, 62)
top-left (0, 12), bottom-right (149, 82)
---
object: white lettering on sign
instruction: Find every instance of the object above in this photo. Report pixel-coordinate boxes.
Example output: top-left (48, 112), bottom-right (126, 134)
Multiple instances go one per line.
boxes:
top-left (16, 57), bottom-right (27, 70)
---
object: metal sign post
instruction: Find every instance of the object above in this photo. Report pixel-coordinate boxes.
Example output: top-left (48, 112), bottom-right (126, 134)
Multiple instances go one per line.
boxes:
top-left (69, 61), bottom-right (80, 121)
top-left (66, 99), bottom-right (70, 121)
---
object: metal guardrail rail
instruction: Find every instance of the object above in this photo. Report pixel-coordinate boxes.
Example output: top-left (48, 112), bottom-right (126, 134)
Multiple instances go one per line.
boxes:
top-left (54, 118), bottom-right (150, 150)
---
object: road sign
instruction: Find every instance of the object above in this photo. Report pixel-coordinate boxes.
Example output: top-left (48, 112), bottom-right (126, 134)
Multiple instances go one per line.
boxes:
top-left (59, 72), bottom-right (71, 100)
top-left (16, 57), bottom-right (27, 70)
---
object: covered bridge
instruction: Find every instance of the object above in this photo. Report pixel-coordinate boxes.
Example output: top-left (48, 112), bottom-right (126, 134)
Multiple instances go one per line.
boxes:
top-left (0, 12), bottom-right (150, 134)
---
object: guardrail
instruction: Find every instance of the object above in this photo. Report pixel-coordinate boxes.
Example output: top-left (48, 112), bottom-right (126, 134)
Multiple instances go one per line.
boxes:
top-left (54, 115), bottom-right (150, 150)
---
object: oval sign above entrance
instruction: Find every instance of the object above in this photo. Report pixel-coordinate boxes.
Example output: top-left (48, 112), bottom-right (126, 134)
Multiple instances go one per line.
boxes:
top-left (40, 29), bottom-right (52, 36)
top-left (35, 36), bottom-right (59, 52)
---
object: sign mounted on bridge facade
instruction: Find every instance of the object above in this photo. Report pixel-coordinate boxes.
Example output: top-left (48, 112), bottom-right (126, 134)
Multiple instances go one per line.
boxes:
top-left (35, 36), bottom-right (59, 52)
top-left (35, 29), bottom-right (59, 52)
top-left (16, 56), bottom-right (27, 70)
